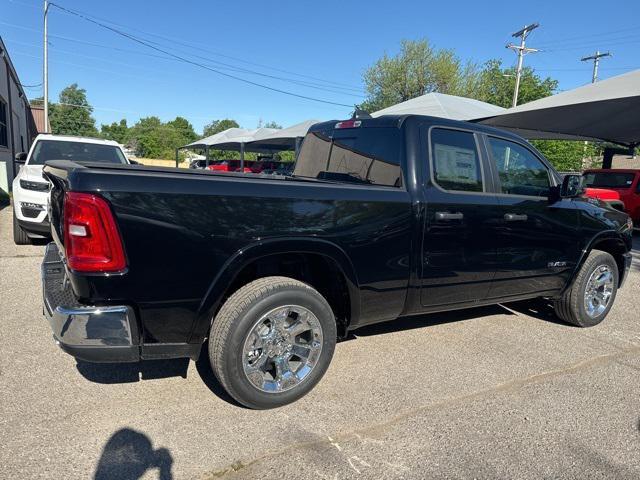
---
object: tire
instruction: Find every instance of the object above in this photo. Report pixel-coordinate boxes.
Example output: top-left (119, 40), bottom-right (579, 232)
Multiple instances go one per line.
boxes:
top-left (13, 211), bottom-right (32, 245)
top-left (209, 276), bottom-right (337, 409)
top-left (554, 249), bottom-right (618, 327)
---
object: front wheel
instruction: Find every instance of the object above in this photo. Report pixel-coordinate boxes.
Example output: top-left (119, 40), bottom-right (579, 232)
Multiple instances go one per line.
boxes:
top-left (13, 211), bottom-right (32, 245)
top-left (554, 249), bottom-right (618, 327)
top-left (209, 276), bottom-right (337, 409)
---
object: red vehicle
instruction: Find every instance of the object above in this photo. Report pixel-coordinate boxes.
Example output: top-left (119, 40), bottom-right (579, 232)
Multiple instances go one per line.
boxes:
top-left (583, 169), bottom-right (640, 225)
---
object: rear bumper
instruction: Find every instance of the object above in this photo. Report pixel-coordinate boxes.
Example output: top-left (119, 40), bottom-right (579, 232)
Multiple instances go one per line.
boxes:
top-left (619, 252), bottom-right (632, 289)
top-left (18, 217), bottom-right (51, 237)
top-left (41, 242), bottom-right (139, 362)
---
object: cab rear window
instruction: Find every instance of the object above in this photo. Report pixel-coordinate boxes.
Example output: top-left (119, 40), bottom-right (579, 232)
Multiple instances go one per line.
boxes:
top-left (583, 172), bottom-right (635, 189)
top-left (294, 128), bottom-right (403, 187)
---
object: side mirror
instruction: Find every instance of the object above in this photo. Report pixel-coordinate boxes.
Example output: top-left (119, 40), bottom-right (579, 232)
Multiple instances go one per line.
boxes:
top-left (560, 174), bottom-right (584, 198)
top-left (128, 159), bottom-right (140, 165)
top-left (14, 152), bottom-right (27, 164)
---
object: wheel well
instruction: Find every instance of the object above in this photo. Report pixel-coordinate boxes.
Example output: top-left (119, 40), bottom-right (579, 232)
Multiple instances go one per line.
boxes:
top-left (591, 238), bottom-right (627, 283)
top-left (220, 253), bottom-right (352, 336)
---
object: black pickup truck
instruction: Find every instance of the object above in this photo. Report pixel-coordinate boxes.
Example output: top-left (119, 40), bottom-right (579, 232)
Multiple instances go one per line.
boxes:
top-left (42, 115), bottom-right (633, 409)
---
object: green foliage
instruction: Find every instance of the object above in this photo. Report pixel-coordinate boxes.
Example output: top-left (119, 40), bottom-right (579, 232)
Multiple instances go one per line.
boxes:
top-left (127, 116), bottom-right (197, 159)
top-left (202, 119), bottom-right (240, 137)
top-left (262, 121), bottom-right (282, 129)
top-left (361, 39), bottom-right (483, 111)
top-left (34, 84), bottom-right (99, 137)
top-left (531, 140), bottom-right (599, 172)
top-left (475, 59), bottom-right (558, 108)
top-left (100, 119), bottom-right (128, 144)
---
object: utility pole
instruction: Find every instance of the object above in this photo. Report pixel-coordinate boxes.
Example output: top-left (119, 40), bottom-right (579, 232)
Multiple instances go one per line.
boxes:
top-left (581, 50), bottom-right (611, 83)
top-left (506, 23), bottom-right (539, 107)
top-left (43, 0), bottom-right (49, 133)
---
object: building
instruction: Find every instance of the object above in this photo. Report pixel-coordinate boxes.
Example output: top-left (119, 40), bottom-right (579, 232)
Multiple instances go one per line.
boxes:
top-left (0, 36), bottom-right (38, 195)
top-left (29, 104), bottom-right (50, 134)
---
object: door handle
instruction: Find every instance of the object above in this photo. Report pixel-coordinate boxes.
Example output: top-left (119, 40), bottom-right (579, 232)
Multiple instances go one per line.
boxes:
top-left (435, 211), bottom-right (464, 221)
top-left (504, 213), bottom-right (528, 222)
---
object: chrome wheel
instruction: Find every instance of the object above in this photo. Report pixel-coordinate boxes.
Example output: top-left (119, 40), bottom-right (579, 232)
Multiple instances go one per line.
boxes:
top-left (242, 305), bottom-right (323, 393)
top-left (584, 265), bottom-right (614, 318)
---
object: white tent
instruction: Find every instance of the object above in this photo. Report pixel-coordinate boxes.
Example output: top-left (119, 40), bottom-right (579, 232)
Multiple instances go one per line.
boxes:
top-left (183, 127), bottom-right (278, 150)
top-left (478, 70), bottom-right (640, 146)
top-left (372, 92), bottom-right (505, 120)
top-left (247, 119), bottom-right (322, 151)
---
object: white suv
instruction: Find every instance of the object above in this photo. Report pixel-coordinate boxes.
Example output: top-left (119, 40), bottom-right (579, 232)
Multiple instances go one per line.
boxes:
top-left (12, 134), bottom-right (131, 245)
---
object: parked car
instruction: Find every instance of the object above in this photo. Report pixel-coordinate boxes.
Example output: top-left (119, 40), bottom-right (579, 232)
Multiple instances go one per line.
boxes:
top-left (42, 115), bottom-right (633, 409)
top-left (582, 169), bottom-right (640, 225)
top-left (189, 159), bottom-right (209, 169)
top-left (12, 134), bottom-right (131, 245)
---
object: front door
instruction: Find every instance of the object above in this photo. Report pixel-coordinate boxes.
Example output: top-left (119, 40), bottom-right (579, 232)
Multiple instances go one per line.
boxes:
top-left (483, 135), bottom-right (581, 299)
top-left (420, 127), bottom-right (500, 308)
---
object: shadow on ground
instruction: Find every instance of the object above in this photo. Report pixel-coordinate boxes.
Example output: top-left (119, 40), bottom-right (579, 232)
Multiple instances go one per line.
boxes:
top-left (75, 345), bottom-right (241, 407)
top-left (74, 300), bottom-right (573, 406)
top-left (94, 428), bottom-right (173, 480)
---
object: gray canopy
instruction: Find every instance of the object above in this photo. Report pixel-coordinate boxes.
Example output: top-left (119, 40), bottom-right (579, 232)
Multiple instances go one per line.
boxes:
top-left (182, 127), bottom-right (279, 152)
top-left (372, 92), bottom-right (506, 120)
top-left (478, 69), bottom-right (640, 146)
top-left (247, 119), bottom-right (322, 150)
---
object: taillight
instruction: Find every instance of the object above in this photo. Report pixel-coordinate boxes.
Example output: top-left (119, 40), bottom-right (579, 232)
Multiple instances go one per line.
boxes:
top-left (334, 120), bottom-right (361, 129)
top-left (63, 192), bottom-right (127, 273)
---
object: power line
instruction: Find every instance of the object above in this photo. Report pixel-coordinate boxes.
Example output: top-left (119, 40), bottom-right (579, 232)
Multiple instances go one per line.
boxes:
top-left (48, 2), bottom-right (354, 108)
top-left (39, 1), bottom-right (363, 92)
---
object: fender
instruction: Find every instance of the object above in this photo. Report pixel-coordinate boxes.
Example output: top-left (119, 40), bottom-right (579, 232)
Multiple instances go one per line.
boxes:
top-left (560, 229), bottom-right (627, 295)
top-left (188, 237), bottom-right (361, 344)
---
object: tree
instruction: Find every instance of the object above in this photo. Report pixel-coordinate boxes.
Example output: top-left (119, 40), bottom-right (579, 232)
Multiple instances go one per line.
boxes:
top-left (127, 116), bottom-right (197, 159)
top-left (48, 84), bottom-right (99, 137)
top-left (202, 119), bottom-right (239, 137)
top-left (100, 119), bottom-right (129, 144)
top-left (361, 39), bottom-right (482, 111)
top-left (263, 121), bottom-right (282, 129)
top-left (475, 59), bottom-right (558, 108)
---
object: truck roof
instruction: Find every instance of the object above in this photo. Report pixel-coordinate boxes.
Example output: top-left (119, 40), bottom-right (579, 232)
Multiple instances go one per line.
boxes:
top-left (584, 168), bottom-right (640, 174)
top-left (310, 114), bottom-right (529, 144)
top-left (34, 133), bottom-right (122, 147)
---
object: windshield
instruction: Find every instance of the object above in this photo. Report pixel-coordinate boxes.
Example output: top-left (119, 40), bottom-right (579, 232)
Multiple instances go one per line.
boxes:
top-left (583, 172), bottom-right (635, 189)
top-left (29, 139), bottom-right (127, 165)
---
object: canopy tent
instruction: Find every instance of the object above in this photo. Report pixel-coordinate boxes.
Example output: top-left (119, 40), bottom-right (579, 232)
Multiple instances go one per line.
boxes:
top-left (477, 69), bottom-right (640, 147)
top-left (247, 119), bottom-right (321, 152)
top-left (180, 127), bottom-right (279, 168)
top-left (371, 92), bottom-right (506, 120)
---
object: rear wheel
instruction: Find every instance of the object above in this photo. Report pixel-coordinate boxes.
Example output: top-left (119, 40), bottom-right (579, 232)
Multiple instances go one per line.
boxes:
top-left (13, 211), bottom-right (32, 245)
top-left (209, 276), bottom-right (337, 409)
top-left (554, 249), bottom-right (618, 327)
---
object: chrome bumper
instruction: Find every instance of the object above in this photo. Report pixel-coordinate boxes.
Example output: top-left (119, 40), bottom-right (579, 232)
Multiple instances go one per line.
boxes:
top-left (41, 243), bottom-right (139, 362)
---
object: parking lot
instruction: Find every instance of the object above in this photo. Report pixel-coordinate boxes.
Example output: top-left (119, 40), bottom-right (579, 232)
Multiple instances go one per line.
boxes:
top-left (1, 202), bottom-right (640, 479)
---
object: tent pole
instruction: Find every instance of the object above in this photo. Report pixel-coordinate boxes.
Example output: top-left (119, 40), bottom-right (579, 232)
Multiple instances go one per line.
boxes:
top-left (206, 146), bottom-right (210, 166)
top-left (294, 136), bottom-right (304, 161)
top-left (240, 143), bottom-right (245, 170)
top-left (175, 148), bottom-right (179, 168)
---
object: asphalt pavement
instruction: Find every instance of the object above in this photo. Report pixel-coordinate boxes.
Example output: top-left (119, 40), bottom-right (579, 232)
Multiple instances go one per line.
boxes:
top-left (1, 203), bottom-right (639, 479)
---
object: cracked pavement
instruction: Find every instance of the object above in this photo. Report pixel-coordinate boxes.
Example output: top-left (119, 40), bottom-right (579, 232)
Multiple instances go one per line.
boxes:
top-left (1, 205), bottom-right (639, 479)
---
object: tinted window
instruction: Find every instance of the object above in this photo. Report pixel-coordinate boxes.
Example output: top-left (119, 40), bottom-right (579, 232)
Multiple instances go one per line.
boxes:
top-left (0, 100), bottom-right (7, 148)
top-left (583, 172), bottom-right (635, 189)
top-left (488, 137), bottom-right (550, 197)
top-left (294, 128), bottom-right (402, 187)
top-left (29, 140), bottom-right (127, 165)
top-left (430, 128), bottom-right (483, 192)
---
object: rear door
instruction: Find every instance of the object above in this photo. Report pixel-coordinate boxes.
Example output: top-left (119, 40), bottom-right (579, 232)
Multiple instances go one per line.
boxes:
top-left (483, 135), bottom-right (581, 299)
top-left (420, 126), bottom-right (500, 307)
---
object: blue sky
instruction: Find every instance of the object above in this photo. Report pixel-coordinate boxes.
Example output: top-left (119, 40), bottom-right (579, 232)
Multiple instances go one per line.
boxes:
top-left (2, 0), bottom-right (639, 134)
